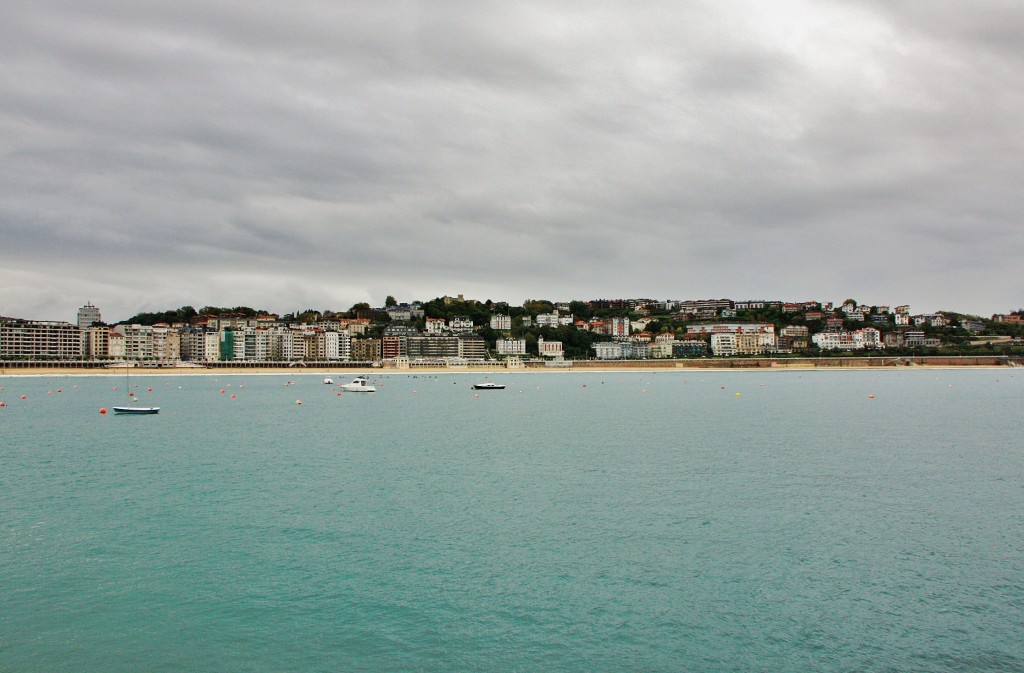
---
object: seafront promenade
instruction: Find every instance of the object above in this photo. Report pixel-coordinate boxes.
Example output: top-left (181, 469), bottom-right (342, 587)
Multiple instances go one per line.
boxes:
top-left (1, 355), bottom-right (1020, 377)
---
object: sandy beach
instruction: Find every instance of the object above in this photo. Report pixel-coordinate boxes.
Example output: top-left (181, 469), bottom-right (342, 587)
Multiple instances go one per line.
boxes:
top-left (1, 355), bottom-right (1019, 377)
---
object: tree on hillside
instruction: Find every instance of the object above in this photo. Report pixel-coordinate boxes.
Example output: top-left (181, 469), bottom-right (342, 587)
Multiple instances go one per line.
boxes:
top-left (122, 305), bottom-right (202, 325)
top-left (523, 299), bottom-right (555, 315)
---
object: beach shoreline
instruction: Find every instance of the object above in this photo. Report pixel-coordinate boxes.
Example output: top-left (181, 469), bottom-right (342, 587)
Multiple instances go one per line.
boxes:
top-left (1, 356), bottom-right (1019, 377)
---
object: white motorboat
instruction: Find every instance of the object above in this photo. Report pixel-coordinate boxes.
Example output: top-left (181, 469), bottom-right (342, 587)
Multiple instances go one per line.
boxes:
top-left (340, 376), bottom-right (376, 392)
top-left (113, 406), bottom-right (160, 415)
top-left (472, 381), bottom-right (506, 390)
top-left (322, 378), bottom-right (334, 385)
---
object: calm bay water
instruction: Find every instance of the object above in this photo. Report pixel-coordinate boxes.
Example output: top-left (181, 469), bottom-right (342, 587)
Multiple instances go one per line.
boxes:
top-left (2, 369), bottom-right (1022, 672)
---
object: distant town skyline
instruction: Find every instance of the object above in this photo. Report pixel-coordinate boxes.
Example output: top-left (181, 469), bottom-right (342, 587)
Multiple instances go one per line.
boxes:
top-left (2, 2), bottom-right (1021, 322)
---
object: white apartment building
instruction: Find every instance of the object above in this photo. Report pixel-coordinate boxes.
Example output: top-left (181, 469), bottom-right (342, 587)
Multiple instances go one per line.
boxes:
top-left (592, 342), bottom-right (624, 359)
top-left (688, 323), bottom-right (775, 337)
top-left (115, 324), bottom-right (155, 361)
top-left (151, 326), bottom-right (180, 362)
top-left (609, 316), bottom-right (630, 338)
top-left (449, 317), bottom-right (475, 334)
top-left (536, 311), bottom-right (574, 328)
top-left (812, 327), bottom-right (884, 350)
top-left (496, 338), bottom-right (527, 355)
top-left (489, 314), bottom-right (512, 331)
top-left (179, 329), bottom-right (220, 361)
top-left (0, 319), bottom-right (83, 359)
top-left (710, 333), bottom-right (737, 356)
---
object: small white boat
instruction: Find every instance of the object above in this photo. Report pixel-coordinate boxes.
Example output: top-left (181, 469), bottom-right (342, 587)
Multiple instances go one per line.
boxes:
top-left (322, 378), bottom-right (334, 385)
top-left (340, 376), bottom-right (376, 392)
top-left (113, 406), bottom-right (160, 414)
top-left (472, 381), bottom-right (505, 390)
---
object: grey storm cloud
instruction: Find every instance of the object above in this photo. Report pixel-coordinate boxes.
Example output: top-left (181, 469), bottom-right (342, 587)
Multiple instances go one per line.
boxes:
top-left (1, 0), bottom-right (1021, 322)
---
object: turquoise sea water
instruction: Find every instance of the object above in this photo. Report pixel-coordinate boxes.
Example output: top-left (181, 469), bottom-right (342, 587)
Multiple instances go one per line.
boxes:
top-left (1, 369), bottom-right (1022, 672)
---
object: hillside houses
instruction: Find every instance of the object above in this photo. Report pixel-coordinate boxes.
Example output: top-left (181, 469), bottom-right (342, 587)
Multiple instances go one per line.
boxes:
top-left (2, 296), bottom-right (1022, 363)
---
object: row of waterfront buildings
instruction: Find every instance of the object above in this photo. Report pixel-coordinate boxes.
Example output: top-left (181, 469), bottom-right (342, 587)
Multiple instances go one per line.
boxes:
top-left (1, 299), bottom-right (1020, 363)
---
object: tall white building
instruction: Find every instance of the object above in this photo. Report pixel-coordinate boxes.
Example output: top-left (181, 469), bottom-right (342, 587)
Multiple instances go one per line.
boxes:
top-left (77, 302), bottom-right (102, 329)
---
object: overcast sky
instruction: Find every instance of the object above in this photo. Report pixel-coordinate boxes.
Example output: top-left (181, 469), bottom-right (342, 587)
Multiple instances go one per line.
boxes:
top-left (2, 0), bottom-right (1021, 323)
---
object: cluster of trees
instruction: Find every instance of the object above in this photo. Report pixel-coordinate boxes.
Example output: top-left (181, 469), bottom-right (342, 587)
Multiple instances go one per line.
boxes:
top-left (122, 305), bottom-right (264, 325)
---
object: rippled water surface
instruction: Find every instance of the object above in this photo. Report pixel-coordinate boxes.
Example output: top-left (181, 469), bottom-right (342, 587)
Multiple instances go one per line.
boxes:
top-left (2, 369), bottom-right (1022, 672)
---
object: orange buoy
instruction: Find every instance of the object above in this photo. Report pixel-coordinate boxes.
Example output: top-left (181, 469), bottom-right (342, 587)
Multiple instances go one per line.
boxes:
top-left (230, 394), bottom-right (236, 399)
top-left (21, 395), bottom-right (27, 400)
top-left (99, 407), bottom-right (107, 414)
top-left (868, 394), bottom-right (875, 399)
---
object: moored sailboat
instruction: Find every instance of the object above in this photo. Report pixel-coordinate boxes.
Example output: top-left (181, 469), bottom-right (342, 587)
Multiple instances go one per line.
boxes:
top-left (112, 352), bottom-right (159, 414)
